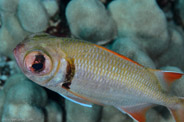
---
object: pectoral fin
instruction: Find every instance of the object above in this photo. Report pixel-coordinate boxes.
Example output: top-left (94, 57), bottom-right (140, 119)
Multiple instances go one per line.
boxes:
top-left (59, 93), bottom-right (92, 107)
top-left (61, 85), bottom-right (103, 106)
top-left (116, 103), bottom-right (154, 122)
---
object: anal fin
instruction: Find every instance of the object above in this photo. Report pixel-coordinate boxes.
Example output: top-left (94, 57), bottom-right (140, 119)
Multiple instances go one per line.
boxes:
top-left (169, 97), bottom-right (184, 122)
top-left (116, 103), bottom-right (154, 122)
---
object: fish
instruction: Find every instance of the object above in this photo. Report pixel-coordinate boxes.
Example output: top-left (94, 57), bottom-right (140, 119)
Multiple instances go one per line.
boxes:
top-left (13, 33), bottom-right (184, 122)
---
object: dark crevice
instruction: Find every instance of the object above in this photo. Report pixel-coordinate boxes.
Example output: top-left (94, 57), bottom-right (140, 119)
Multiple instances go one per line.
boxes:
top-left (44, 88), bottom-right (66, 122)
top-left (156, 0), bottom-right (184, 28)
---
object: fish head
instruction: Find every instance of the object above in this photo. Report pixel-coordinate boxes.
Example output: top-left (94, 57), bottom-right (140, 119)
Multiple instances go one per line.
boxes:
top-left (13, 34), bottom-right (70, 88)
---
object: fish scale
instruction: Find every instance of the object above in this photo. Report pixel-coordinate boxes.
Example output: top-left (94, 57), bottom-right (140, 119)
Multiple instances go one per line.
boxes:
top-left (59, 41), bottom-right (165, 104)
top-left (50, 40), bottom-right (169, 105)
top-left (14, 34), bottom-right (184, 122)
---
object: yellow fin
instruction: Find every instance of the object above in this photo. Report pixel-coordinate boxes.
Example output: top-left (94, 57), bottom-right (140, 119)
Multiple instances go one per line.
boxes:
top-left (94, 44), bottom-right (144, 67)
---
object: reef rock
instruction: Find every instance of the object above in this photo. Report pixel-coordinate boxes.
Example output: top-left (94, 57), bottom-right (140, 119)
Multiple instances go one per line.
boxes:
top-left (45, 100), bottom-right (63, 122)
top-left (177, 0), bottom-right (184, 24)
top-left (66, 0), bottom-right (117, 44)
top-left (111, 38), bottom-right (155, 68)
top-left (101, 106), bottom-right (132, 122)
top-left (1, 104), bottom-right (45, 122)
top-left (0, 0), bottom-right (59, 57)
top-left (42, 0), bottom-right (59, 17)
top-left (156, 27), bottom-right (184, 71)
top-left (0, 90), bottom-right (5, 119)
top-left (3, 74), bottom-right (48, 106)
top-left (65, 100), bottom-right (102, 122)
top-left (108, 0), bottom-right (169, 57)
top-left (1, 74), bottom-right (63, 122)
top-left (17, 0), bottom-right (49, 33)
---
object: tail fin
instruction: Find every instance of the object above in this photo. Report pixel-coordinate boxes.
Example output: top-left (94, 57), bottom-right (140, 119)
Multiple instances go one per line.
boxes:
top-left (150, 69), bottom-right (184, 122)
top-left (169, 98), bottom-right (184, 122)
top-left (149, 69), bottom-right (184, 91)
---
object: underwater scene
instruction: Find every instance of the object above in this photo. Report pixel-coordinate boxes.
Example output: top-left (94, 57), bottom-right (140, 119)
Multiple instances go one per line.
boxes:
top-left (0, 0), bottom-right (184, 122)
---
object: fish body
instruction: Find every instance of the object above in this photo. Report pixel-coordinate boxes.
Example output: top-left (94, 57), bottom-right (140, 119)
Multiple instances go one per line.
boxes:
top-left (14, 33), bottom-right (184, 122)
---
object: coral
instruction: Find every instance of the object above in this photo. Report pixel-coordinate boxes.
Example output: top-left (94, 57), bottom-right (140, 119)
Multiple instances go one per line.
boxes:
top-left (0, 0), bottom-right (58, 57)
top-left (156, 26), bottom-right (184, 71)
top-left (101, 106), bottom-right (132, 122)
top-left (17, 0), bottom-right (49, 33)
top-left (0, 74), bottom-right (63, 122)
top-left (111, 38), bottom-right (156, 68)
top-left (108, 0), bottom-right (169, 57)
top-left (65, 0), bottom-right (117, 44)
top-left (177, 0), bottom-right (184, 25)
top-left (45, 100), bottom-right (63, 122)
top-left (1, 0), bottom-right (184, 122)
top-left (65, 100), bottom-right (102, 122)
top-left (0, 90), bottom-right (5, 119)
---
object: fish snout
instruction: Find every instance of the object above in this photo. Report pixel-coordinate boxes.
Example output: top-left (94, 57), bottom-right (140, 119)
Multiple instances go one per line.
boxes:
top-left (13, 43), bottom-right (25, 57)
top-left (13, 43), bottom-right (26, 69)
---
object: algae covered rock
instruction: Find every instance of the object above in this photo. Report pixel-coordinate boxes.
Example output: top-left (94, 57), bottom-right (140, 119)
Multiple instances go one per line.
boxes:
top-left (0, 0), bottom-right (19, 12)
top-left (17, 0), bottom-right (49, 33)
top-left (42, 0), bottom-right (59, 17)
top-left (156, 27), bottom-right (184, 71)
top-left (3, 74), bottom-right (48, 106)
top-left (101, 106), bottom-right (132, 122)
top-left (2, 104), bottom-right (45, 122)
top-left (111, 38), bottom-right (155, 68)
top-left (0, 12), bottom-right (29, 57)
top-left (0, 90), bottom-right (5, 119)
top-left (65, 99), bottom-right (102, 122)
top-left (108, 0), bottom-right (169, 56)
top-left (45, 100), bottom-right (63, 122)
top-left (66, 0), bottom-right (117, 44)
top-left (0, 0), bottom-right (59, 57)
top-left (177, 0), bottom-right (184, 24)
top-left (0, 74), bottom-right (63, 122)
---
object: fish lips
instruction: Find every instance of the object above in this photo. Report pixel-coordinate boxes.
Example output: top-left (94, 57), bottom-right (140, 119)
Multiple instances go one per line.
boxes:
top-left (13, 43), bottom-right (26, 71)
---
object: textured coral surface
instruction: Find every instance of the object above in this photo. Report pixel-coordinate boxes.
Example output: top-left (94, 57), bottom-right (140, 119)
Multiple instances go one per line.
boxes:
top-left (1, 0), bottom-right (184, 122)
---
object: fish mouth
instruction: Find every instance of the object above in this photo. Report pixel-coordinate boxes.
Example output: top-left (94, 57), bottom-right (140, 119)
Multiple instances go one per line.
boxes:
top-left (13, 43), bottom-right (25, 56)
top-left (13, 43), bottom-right (25, 68)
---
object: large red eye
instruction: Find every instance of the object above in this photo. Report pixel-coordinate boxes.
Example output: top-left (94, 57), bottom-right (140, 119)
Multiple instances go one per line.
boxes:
top-left (24, 51), bottom-right (52, 75)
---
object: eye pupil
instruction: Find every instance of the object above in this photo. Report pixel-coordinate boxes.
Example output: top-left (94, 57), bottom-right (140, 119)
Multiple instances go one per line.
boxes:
top-left (32, 63), bottom-right (43, 72)
top-left (31, 54), bottom-right (45, 72)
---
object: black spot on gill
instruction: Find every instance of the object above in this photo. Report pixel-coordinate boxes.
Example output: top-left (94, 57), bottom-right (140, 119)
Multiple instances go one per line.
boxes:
top-left (65, 58), bottom-right (75, 83)
top-left (62, 82), bottom-right (71, 89)
top-left (32, 54), bottom-right (45, 73)
top-left (62, 58), bottom-right (75, 89)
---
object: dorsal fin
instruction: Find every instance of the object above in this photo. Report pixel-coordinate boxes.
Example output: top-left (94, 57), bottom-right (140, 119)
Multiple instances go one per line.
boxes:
top-left (149, 69), bottom-right (184, 91)
top-left (163, 71), bottom-right (183, 83)
top-left (94, 44), bottom-right (143, 67)
top-left (59, 93), bottom-right (92, 107)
